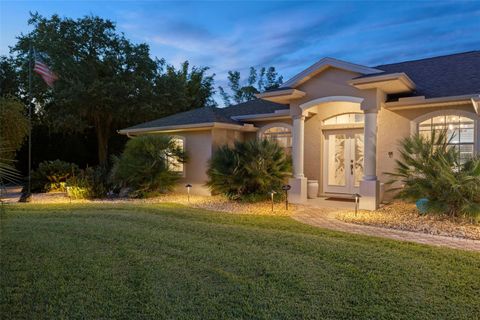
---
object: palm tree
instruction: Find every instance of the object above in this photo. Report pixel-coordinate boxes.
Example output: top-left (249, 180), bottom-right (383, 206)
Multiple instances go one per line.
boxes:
top-left (386, 130), bottom-right (480, 218)
top-left (207, 139), bottom-right (291, 200)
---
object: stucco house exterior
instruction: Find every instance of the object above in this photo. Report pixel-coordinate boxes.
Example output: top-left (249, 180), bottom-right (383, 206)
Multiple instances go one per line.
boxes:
top-left (119, 51), bottom-right (480, 210)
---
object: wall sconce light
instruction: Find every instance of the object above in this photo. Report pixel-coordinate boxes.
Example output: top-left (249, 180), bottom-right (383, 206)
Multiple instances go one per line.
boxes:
top-left (185, 184), bottom-right (192, 202)
top-left (282, 184), bottom-right (291, 210)
top-left (388, 151), bottom-right (393, 158)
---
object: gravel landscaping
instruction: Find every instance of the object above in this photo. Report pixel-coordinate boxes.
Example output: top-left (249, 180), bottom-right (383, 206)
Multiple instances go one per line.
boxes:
top-left (336, 201), bottom-right (480, 240)
top-left (16, 192), bottom-right (294, 216)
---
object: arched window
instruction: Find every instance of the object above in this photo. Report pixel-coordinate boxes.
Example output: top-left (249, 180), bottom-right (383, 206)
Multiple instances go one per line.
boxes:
top-left (323, 113), bottom-right (364, 125)
top-left (168, 136), bottom-right (185, 175)
top-left (418, 113), bottom-right (475, 162)
top-left (259, 124), bottom-right (292, 153)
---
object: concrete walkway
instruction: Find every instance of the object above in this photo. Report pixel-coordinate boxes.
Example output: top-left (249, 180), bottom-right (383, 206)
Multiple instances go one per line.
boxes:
top-left (294, 198), bottom-right (480, 252)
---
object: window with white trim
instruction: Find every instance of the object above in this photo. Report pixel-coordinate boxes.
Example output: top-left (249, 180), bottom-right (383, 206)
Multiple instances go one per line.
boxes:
top-left (323, 113), bottom-right (364, 125)
top-left (168, 136), bottom-right (185, 174)
top-left (418, 114), bottom-right (475, 162)
top-left (260, 126), bottom-right (292, 153)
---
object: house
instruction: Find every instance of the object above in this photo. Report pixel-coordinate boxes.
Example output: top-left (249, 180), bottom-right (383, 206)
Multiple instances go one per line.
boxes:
top-left (119, 51), bottom-right (480, 210)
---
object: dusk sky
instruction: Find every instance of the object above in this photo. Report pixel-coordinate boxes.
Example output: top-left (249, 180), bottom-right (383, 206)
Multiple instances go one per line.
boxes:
top-left (1, 1), bottom-right (479, 103)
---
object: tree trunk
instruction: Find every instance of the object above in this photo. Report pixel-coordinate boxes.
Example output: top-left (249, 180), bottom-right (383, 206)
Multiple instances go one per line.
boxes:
top-left (94, 114), bottom-right (112, 166)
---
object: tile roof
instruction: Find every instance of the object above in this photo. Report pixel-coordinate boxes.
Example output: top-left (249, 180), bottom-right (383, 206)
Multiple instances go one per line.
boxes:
top-left (361, 51), bottom-right (480, 100)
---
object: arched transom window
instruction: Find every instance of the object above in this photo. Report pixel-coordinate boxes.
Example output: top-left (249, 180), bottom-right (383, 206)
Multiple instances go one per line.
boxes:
top-left (260, 125), bottom-right (292, 153)
top-left (418, 114), bottom-right (475, 162)
top-left (323, 113), bottom-right (364, 125)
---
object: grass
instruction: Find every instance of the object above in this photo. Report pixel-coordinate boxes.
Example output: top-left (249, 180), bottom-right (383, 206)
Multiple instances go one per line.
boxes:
top-left (1, 203), bottom-right (479, 319)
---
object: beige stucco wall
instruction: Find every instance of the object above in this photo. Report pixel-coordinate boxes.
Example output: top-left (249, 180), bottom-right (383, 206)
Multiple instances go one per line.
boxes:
top-left (377, 104), bottom-right (479, 200)
top-left (211, 128), bottom-right (245, 149)
top-left (290, 67), bottom-right (379, 115)
top-left (148, 130), bottom-right (212, 196)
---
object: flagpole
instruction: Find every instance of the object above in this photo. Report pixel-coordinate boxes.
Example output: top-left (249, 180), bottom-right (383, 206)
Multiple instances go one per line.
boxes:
top-left (27, 42), bottom-right (32, 199)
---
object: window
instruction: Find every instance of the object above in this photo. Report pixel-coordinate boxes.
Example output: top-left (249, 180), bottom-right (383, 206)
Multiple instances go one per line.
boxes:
top-left (323, 113), bottom-right (364, 125)
top-left (168, 136), bottom-right (185, 174)
top-left (418, 114), bottom-right (475, 162)
top-left (260, 125), bottom-right (292, 153)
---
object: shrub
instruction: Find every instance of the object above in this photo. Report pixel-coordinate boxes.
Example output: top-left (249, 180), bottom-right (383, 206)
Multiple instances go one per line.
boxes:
top-left (110, 135), bottom-right (187, 197)
top-left (386, 130), bottom-right (480, 220)
top-left (207, 139), bottom-right (291, 201)
top-left (66, 166), bottom-right (110, 199)
top-left (31, 160), bottom-right (80, 192)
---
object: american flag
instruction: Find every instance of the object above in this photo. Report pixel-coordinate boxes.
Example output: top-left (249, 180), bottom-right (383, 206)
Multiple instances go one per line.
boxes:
top-left (33, 51), bottom-right (58, 87)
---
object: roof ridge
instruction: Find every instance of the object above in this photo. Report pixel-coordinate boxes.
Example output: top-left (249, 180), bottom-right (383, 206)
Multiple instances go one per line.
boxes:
top-left (374, 50), bottom-right (480, 68)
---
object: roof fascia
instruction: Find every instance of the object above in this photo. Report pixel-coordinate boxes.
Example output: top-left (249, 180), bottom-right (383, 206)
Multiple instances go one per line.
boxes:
top-left (231, 109), bottom-right (291, 121)
top-left (118, 122), bottom-right (258, 135)
top-left (384, 94), bottom-right (479, 111)
top-left (348, 72), bottom-right (416, 91)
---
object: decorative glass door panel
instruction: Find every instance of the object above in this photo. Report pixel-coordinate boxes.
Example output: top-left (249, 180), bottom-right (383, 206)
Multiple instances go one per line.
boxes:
top-left (353, 133), bottom-right (364, 187)
top-left (327, 134), bottom-right (346, 186)
top-left (324, 130), bottom-right (364, 194)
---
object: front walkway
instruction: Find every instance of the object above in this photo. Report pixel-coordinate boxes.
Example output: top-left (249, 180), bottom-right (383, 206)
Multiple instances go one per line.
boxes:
top-left (294, 198), bottom-right (480, 252)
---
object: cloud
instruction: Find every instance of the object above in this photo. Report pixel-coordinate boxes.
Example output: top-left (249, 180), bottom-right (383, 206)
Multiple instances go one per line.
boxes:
top-left (110, 1), bottom-right (479, 105)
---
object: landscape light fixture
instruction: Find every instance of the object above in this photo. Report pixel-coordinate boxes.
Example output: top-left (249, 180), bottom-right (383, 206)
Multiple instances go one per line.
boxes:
top-left (269, 190), bottom-right (277, 212)
top-left (353, 193), bottom-right (361, 216)
top-left (185, 184), bottom-right (192, 202)
top-left (282, 184), bottom-right (291, 210)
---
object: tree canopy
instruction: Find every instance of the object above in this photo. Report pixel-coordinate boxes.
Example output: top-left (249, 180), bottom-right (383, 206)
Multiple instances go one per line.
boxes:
top-left (0, 96), bottom-right (29, 160)
top-left (218, 66), bottom-right (283, 106)
top-left (10, 13), bottom-right (216, 165)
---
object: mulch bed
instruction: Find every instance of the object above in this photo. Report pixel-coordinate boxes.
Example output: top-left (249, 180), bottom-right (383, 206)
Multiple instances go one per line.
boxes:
top-left (336, 201), bottom-right (480, 240)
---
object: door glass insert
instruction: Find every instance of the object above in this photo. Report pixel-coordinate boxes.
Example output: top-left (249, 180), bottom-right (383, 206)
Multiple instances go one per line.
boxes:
top-left (328, 134), bottom-right (346, 186)
top-left (354, 133), bottom-right (364, 187)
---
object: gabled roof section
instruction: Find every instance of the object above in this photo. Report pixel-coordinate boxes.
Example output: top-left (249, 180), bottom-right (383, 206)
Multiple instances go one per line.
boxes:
top-left (281, 57), bottom-right (383, 88)
top-left (359, 51), bottom-right (480, 100)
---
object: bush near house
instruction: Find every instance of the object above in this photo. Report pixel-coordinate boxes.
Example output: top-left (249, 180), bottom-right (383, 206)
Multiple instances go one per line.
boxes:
top-left (207, 139), bottom-right (291, 201)
top-left (31, 160), bottom-right (80, 192)
top-left (110, 135), bottom-right (187, 197)
top-left (66, 166), bottom-right (110, 199)
top-left (387, 130), bottom-right (480, 220)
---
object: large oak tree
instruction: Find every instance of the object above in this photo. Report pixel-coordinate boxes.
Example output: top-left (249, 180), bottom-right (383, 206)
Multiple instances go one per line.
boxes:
top-left (12, 13), bottom-right (215, 165)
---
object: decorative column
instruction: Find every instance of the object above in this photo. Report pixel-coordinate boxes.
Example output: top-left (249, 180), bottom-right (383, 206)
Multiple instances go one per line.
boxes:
top-left (292, 115), bottom-right (305, 178)
top-left (359, 109), bottom-right (380, 210)
top-left (289, 114), bottom-right (308, 203)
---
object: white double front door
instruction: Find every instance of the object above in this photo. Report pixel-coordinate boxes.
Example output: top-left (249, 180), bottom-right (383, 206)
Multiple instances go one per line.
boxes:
top-left (323, 129), bottom-right (364, 195)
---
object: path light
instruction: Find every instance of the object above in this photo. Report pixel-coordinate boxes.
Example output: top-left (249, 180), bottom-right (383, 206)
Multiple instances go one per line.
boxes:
top-left (353, 193), bottom-right (361, 217)
top-left (282, 185), bottom-right (291, 210)
top-left (185, 184), bottom-right (192, 202)
top-left (269, 190), bottom-right (277, 212)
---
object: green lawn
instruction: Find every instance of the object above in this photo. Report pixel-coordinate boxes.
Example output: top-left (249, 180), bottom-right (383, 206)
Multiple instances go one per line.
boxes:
top-left (1, 203), bottom-right (479, 319)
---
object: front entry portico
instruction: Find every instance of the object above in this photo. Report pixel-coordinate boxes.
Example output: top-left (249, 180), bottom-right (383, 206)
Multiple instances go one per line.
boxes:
top-left (288, 96), bottom-right (380, 210)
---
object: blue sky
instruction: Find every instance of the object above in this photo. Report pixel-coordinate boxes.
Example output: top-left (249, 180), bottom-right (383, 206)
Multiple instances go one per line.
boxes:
top-left (1, 0), bottom-right (479, 101)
